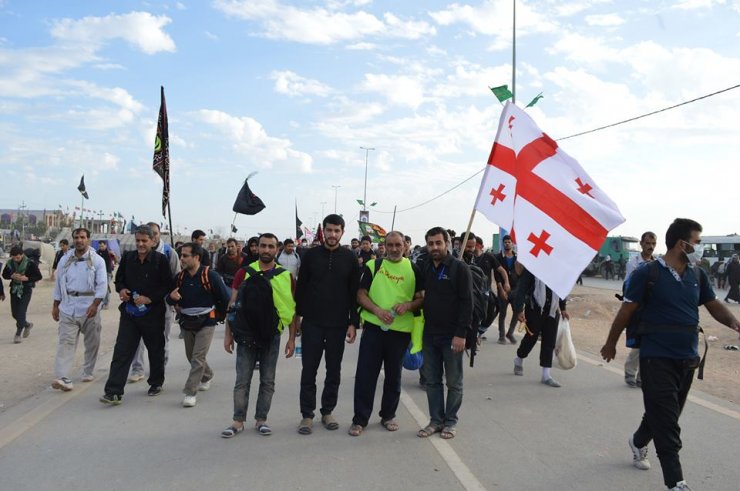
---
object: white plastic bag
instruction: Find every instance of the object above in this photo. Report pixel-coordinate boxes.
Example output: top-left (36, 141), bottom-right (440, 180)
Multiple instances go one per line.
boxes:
top-left (554, 317), bottom-right (577, 370)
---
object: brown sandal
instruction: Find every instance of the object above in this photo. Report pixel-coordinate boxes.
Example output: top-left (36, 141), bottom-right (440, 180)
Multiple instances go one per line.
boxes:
top-left (440, 426), bottom-right (456, 439)
top-left (417, 424), bottom-right (442, 438)
top-left (348, 424), bottom-right (363, 437)
top-left (381, 419), bottom-right (399, 432)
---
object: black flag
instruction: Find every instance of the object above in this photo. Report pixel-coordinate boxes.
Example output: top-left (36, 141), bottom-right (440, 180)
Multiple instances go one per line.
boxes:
top-left (232, 172), bottom-right (265, 215)
top-left (231, 224), bottom-right (238, 233)
top-left (152, 86), bottom-right (170, 217)
top-left (78, 175), bottom-right (89, 199)
top-left (295, 200), bottom-right (303, 239)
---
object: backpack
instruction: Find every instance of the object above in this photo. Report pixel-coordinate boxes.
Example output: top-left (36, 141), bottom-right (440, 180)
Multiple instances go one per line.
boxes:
top-left (174, 266), bottom-right (226, 323)
top-left (163, 243), bottom-right (173, 261)
top-left (230, 266), bottom-right (286, 347)
top-left (626, 261), bottom-right (709, 379)
top-left (718, 262), bottom-right (727, 274)
top-left (466, 261), bottom-right (489, 367)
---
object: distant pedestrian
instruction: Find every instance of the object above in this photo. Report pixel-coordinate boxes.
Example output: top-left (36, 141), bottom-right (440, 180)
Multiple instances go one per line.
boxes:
top-left (3, 245), bottom-right (43, 343)
top-left (100, 225), bottom-right (173, 405)
top-left (513, 266), bottom-right (569, 388)
top-left (495, 235), bottom-right (519, 344)
top-left (168, 242), bottom-right (229, 408)
top-left (51, 239), bottom-right (70, 279)
top-left (417, 227), bottom-right (472, 440)
top-left (96, 239), bottom-right (116, 309)
top-left (276, 238), bottom-right (301, 279)
top-left (216, 238), bottom-right (243, 293)
top-left (725, 255), bottom-right (740, 303)
top-left (51, 228), bottom-right (108, 391)
top-left (601, 218), bottom-right (740, 491)
top-left (295, 214), bottom-right (359, 435)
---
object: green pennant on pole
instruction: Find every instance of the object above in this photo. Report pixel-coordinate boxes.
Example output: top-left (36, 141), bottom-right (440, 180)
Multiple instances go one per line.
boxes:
top-left (526, 92), bottom-right (544, 108)
top-left (489, 85), bottom-right (513, 103)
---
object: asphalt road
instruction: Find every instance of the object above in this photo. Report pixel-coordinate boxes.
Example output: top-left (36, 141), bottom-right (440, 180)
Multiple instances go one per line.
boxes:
top-left (0, 323), bottom-right (738, 491)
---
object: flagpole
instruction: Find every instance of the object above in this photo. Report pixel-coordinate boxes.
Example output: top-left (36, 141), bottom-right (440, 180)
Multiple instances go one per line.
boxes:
top-left (79, 196), bottom-right (84, 228)
top-left (512, 0), bottom-right (516, 104)
top-left (460, 209), bottom-right (476, 259)
top-left (167, 201), bottom-right (175, 247)
top-left (391, 205), bottom-right (397, 231)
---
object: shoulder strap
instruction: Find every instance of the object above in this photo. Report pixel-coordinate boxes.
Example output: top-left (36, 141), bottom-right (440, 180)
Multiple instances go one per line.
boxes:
top-left (374, 258), bottom-right (383, 276)
top-left (202, 265), bottom-right (212, 292)
top-left (176, 270), bottom-right (186, 289)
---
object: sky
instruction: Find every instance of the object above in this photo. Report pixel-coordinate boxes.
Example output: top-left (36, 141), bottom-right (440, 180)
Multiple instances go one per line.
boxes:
top-left (1, 0), bottom-right (739, 248)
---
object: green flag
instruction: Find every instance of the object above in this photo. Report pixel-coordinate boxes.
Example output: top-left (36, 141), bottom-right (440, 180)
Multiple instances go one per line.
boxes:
top-left (356, 199), bottom-right (364, 205)
top-left (358, 221), bottom-right (387, 243)
top-left (489, 85), bottom-right (513, 103)
top-left (526, 92), bottom-right (544, 108)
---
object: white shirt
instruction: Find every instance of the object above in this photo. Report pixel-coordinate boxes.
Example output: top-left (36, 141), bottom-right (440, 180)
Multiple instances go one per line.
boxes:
top-left (277, 250), bottom-right (301, 279)
top-left (625, 254), bottom-right (654, 280)
top-left (53, 248), bottom-right (108, 317)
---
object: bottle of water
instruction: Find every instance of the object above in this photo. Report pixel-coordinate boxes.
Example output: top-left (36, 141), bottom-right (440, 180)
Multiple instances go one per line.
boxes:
top-left (132, 292), bottom-right (147, 312)
top-left (381, 309), bottom-right (397, 331)
top-left (295, 341), bottom-right (302, 359)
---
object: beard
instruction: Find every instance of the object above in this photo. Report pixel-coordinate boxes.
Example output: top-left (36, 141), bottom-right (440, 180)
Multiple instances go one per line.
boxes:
top-left (259, 253), bottom-right (274, 263)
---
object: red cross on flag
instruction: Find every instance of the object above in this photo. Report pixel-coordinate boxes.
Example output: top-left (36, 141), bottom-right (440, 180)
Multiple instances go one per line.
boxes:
top-left (474, 102), bottom-right (625, 298)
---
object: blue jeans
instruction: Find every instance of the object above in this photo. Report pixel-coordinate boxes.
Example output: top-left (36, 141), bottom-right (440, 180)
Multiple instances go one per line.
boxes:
top-left (420, 334), bottom-right (464, 428)
top-left (232, 334), bottom-right (280, 422)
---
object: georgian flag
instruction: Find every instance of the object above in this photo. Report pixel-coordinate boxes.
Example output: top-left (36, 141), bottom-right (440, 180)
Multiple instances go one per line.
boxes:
top-left (474, 102), bottom-right (625, 298)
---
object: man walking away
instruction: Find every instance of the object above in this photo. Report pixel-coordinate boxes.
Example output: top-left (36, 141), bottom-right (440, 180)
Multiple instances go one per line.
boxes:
top-left (725, 254), bottom-right (740, 303)
top-left (52, 239), bottom-right (69, 279)
top-left (349, 231), bottom-right (423, 436)
top-left (221, 233), bottom-right (297, 437)
top-left (601, 218), bottom-right (740, 491)
top-left (495, 235), bottom-right (519, 344)
top-left (295, 214), bottom-right (359, 435)
top-left (416, 227), bottom-right (472, 440)
top-left (96, 240), bottom-right (116, 309)
top-left (3, 246), bottom-right (43, 343)
top-left (168, 242), bottom-right (229, 407)
top-left (51, 228), bottom-right (108, 390)
top-left (100, 225), bottom-right (173, 405)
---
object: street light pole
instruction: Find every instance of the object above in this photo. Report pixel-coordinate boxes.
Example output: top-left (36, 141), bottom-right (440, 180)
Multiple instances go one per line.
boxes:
top-left (331, 185), bottom-right (341, 213)
top-left (360, 146), bottom-right (375, 211)
top-left (320, 201), bottom-right (327, 218)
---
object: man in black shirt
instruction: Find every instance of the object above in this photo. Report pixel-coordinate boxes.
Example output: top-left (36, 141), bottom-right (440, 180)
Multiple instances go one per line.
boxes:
top-left (495, 235), bottom-right (519, 344)
top-left (100, 225), bottom-right (174, 405)
top-left (295, 214), bottom-right (359, 434)
top-left (465, 234), bottom-right (510, 342)
top-left (3, 245), bottom-right (43, 343)
top-left (51, 239), bottom-right (69, 279)
top-left (96, 240), bottom-right (115, 309)
top-left (417, 227), bottom-right (472, 440)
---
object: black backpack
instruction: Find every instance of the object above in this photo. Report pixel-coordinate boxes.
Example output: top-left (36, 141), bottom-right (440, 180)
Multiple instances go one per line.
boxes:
top-left (230, 266), bottom-right (286, 348)
top-left (466, 262), bottom-right (489, 366)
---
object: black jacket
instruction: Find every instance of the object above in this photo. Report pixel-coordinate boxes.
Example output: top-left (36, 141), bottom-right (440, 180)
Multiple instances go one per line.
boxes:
top-left (513, 269), bottom-right (566, 315)
top-left (2, 257), bottom-right (42, 287)
top-left (295, 245), bottom-right (360, 327)
top-left (421, 253), bottom-right (473, 338)
top-left (115, 249), bottom-right (173, 312)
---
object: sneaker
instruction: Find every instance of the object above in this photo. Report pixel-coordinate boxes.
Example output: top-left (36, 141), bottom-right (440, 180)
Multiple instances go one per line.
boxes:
top-left (497, 337), bottom-right (507, 345)
top-left (13, 334), bottom-right (22, 344)
top-left (669, 481), bottom-right (691, 490)
top-left (147, 386), bottom-right (163, 396)
top-left (628, 436), bottom-right (651, 470)
top-left (128, 373), bottom-right (145, 383)
top-left (541, 377), bottom-right (561, 388)
top-left (81, 374), bottom-right (95, 382)
top-left (22, 323), bottom-right (33, 338)
top-left (183, 395), bottom-right (197, 407)
top-left (198, 380), bottom-right (211, 391)
top-left (625, 378), bottom-right (638, 388)
top-left (52, 377), bottom-right (74, 391)
top-left (100, 393), bottom-right (123, 405)
top-left (514, 361), bottom-right (524, 376)
top-left (322, 414), bottom-right (339, 431)
top-left (506, 333), bottom-right (517, 344)
top-left (298, 417), bottom-right (313, 435)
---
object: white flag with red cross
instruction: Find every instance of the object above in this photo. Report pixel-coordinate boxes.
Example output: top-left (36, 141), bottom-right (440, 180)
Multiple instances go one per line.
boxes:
top-left (474, 102), bottom-right (625, 298)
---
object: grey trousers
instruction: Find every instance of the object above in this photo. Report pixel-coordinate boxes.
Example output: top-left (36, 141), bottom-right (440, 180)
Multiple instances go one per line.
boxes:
top-left (182, 325), bottom-right (215, 396)
top-left (625, 348), bottom-right (641, 383)
top-left (54, 312), bottom-right (102, 379)
top-left (130, 305), bottom-right (174, 376)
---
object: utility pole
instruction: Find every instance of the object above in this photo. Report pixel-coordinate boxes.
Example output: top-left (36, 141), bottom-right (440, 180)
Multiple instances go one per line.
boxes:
top-left (19, 201), bottom-right (27, 240)
top-left (360, 146), bottom-right (375, 211)
top-left (331, 185), bottom-right (341, 213)
top-left (320, 201), bottom-right (327, 218)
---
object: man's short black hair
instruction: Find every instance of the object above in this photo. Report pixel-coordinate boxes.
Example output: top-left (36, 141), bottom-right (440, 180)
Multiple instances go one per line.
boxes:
top-left (226, 238), bottom-right (237, 245)
top-left (323, 214), bottom-right (345, 231)
top-left (404, 235), bottom-right (412, 243)
top-left (98, 240), bottom-right (107, 246)
top-left (10, 245), bottom-right (23, 256)
top-left (361, 235), bottom-right (372, 243)
top-left (247, 236), bottom-right (259, 247)
top-left (135, 225), bottom-right (154, 239)
top-left (181, 242), bottom-right (204, 261)
top-left (665, 218), bottom-right (702, 249)
top-left (259, 233), bottom-right (278, 245)
top-left (425, 227), bottom-right (449, 243)
top-left (641, 231), bottom-right (657, 242)
top-left (72, 228), bottom-right (90, 238)
top-left (59, 239), bottom-right (69, 246)
top-left (464, 232), bottom-right (476, 242)
top-left (284, 238), bottom-right (294, 245)
top-left (475, 236), bottom-right (483, 246)
top-left (191, 229), bottom-right (206, 240)
top-left (502, 234), bottom-right (512, 241)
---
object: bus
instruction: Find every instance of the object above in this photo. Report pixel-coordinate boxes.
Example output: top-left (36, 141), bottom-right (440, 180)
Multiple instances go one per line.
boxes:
top-left (700, 234), bottom-right (740, 265)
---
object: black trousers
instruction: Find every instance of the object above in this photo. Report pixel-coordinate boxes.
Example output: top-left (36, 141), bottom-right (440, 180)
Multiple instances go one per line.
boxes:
top-left (352, 323), bottom-right (410, 427)
top-left (516, 305), bottom-right (558, 368)
top-left (299, 319), bottom-right (347, 418)
top-left (633, 357), bottom-right (695, 488)
top-left (10, 288), bottom-right (33, 332)
top-left (497, 295), bottom-right (518, 338)
top-left (104, 310), bottom-right (166, 396)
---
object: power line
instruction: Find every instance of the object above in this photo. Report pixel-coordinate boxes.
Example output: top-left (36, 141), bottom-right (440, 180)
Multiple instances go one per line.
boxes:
top-left (374, 82), bottom-right (740, 215)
